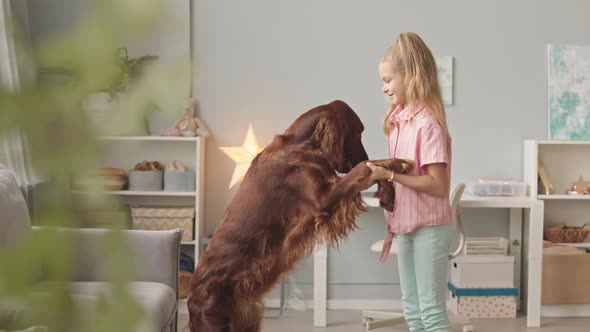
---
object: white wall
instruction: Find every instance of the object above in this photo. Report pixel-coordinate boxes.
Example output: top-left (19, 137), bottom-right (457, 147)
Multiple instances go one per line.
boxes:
top-left (192, 0), bottom-right (590, 301)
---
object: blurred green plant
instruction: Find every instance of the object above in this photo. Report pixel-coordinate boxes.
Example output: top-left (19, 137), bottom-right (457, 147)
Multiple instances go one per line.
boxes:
top-left (105, 47), bottom-right (159, 100)
top-left (0, 0), bottom-right (187, 331)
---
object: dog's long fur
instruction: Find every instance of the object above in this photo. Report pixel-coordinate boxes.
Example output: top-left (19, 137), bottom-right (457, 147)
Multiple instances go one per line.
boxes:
top-left (187, 100), bottom-right (411, 331)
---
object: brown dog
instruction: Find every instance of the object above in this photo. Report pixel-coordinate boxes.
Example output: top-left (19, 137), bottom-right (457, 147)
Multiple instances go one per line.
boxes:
top-left (187, 100), bottom-right (411, 331)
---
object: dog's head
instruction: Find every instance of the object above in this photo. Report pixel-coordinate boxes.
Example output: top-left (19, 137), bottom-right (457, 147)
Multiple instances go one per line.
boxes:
top-left (283, 100), bottom-right (368, 173)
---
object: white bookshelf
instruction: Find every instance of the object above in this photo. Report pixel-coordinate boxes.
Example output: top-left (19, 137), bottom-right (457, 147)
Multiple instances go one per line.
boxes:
top-left (524, 140), bottom-right (590, 199)
top-left (101, 136), bottom-right (200, 142)
top-left (523, 139), bottom-right (590, 317)
top-left (71, 190), bottom-right (198, 197)
top-left (76, 135), bottom-right (206, 263)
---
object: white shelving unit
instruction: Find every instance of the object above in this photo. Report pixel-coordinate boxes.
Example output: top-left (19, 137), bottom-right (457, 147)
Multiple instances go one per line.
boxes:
top-left (71, 190), bottom-right (198, 197)
top-left (74, 135), bottom-right (206, 262)
top-left (524, 140), bottom-right (590, 200)
top-left (524, 139), bottom-right (590, 317)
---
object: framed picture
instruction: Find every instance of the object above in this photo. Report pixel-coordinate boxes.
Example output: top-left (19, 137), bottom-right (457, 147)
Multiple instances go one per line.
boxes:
top-left (435, 56), bottom-right (454, 106)
top-left (548, 44), bottom-right (590, 140)
top-left (538, 160), bottom-right (554, 195)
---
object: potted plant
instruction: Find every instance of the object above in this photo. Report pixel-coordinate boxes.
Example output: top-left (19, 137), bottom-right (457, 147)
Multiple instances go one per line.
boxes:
top-left (82, 47), bottom-right (158, 131)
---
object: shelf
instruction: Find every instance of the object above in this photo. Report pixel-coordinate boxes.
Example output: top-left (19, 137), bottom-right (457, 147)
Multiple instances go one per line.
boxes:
top-left (539, 194), bottom-right (590, 200)
top-left (181, 240), bottom-right (197, 245)
top-left (71, 190), bottom-right (197, 197)
top-left (558, 243), bottom-right (590, 248)
top-left (537, 140), bottom-right (590, 145)
top-left (100, 136), bottom-right (200, 142)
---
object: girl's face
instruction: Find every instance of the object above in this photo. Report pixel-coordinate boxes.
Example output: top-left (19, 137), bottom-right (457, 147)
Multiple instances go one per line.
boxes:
top-left (379, 61), bottom-right (406, 105)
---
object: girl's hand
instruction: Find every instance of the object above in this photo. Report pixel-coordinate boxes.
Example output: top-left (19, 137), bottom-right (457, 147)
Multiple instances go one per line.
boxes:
top-left (366, 162), bottom-right (394, 182)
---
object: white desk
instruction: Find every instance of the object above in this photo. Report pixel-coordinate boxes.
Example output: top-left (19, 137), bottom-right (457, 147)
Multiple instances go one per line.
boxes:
top-left (313, 193), bottom-right (544, 328)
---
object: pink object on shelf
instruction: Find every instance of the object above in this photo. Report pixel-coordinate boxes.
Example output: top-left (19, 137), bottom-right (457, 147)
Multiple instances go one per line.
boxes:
top-left (160, 128), bottom-right (181, 136)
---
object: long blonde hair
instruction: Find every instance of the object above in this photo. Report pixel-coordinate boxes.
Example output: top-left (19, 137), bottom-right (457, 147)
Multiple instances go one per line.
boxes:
top-left (381, 32), bottom-right (448, 136)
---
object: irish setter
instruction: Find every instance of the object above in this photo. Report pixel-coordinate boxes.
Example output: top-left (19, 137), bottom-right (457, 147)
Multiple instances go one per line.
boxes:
top-left (188, 100), bottom-right (411, 331)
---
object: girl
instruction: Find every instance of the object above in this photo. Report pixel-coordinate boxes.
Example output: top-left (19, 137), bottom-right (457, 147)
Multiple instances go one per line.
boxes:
top-left (367, 32), bottom-right (453, 332)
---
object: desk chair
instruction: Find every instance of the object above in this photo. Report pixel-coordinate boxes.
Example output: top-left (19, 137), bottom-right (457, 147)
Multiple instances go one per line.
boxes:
top-left (361, 183), bottom-right (473, 332)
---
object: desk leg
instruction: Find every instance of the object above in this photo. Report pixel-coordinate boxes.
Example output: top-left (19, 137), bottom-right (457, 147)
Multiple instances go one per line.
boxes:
top-left (509, 208), bottom-right (523, 310)
top-left (314, 243), bottom-right (327, 327)
top-left (527, 201), bottom-right (544, 328)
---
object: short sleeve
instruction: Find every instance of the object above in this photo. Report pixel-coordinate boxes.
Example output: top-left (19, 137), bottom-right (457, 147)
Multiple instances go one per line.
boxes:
top-left (419, 126), bottom-right (449, 168)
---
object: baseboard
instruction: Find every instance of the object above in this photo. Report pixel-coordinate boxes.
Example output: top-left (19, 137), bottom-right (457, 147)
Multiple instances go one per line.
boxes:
top-left (541, 304), bottom-right (590, 317)
top-left (264, 298), bottom-right (404, 311)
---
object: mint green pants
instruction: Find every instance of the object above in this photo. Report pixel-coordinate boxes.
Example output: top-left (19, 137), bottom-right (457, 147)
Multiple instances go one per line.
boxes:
top-left (397, 224), bottom-right (453, 332)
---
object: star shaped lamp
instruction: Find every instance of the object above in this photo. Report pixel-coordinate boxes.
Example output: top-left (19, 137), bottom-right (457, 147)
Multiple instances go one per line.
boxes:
top-left (220, 125), bottom-right (264, 188)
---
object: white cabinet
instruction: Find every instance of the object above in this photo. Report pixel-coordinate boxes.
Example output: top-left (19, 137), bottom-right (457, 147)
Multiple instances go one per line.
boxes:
top-left (77, 135), bottom-right (206, 261)
top-left (523, 139), bottom-right (590, 317)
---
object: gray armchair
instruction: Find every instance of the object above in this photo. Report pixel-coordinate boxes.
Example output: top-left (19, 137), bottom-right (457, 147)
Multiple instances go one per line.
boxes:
top-left (0, 165), bottom-right (182, 332)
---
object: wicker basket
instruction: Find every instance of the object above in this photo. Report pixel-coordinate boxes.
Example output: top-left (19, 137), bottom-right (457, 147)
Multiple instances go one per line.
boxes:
top-left (544, 224), bottom-right (590, 243)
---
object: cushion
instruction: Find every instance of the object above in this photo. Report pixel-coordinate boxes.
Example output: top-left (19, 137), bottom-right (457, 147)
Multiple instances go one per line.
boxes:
top-left (0, 164), bottom-right (31, 247)
top-left (68, 281), bottom-right (176, 332)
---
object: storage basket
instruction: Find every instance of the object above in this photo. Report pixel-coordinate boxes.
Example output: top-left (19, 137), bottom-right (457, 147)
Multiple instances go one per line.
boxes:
top-left (164, 169), bottom-right (195, 192)
top-left (467, 181), bottom-right (526, 196)
top-left (131, 206), bottom-right (195, 241)
top-left (544, 224), bottom-right (590, 243)
top-left (129, 170), bottom-right (163, 191)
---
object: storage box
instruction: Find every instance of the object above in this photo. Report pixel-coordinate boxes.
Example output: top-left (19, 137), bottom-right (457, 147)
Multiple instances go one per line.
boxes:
top-left (129, 170), bottom-right (163, 191)
top-left (542, 253), bottom-right (590, 304)
top-left (464, 237), bottom-right (509, 256)
top-left (131, 206), bottom-right (195, 241)
top-left (467, 181), bottom-right (527, 196)
top-left (451, 255), bottom-right (515, 288)
top-left (164, 169), bottom-right (195, 192)
top-left (133, 217), bottom-right (193, 241)
top-left (447, 282), bottom-right (517, 318)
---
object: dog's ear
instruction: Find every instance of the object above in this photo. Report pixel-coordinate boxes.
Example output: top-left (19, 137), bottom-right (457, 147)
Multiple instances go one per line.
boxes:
top-left (283, 106), bottom-right (323, 143)
top-left (310, 111), bottom-right (346, 171)
top-left (282, 103), bottom-right (347, 170)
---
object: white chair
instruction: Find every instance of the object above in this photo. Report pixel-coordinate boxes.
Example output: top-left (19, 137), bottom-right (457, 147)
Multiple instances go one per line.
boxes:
top-left (361, 183), bottom-right (473, 332)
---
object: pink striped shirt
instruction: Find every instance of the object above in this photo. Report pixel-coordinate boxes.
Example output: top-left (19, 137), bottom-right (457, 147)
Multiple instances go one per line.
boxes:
top-left (380, 102), bottom-right (452, 260)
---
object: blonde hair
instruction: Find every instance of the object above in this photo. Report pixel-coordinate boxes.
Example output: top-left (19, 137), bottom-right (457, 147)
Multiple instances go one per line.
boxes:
top-left (380, 32), bottom-right (448, 136)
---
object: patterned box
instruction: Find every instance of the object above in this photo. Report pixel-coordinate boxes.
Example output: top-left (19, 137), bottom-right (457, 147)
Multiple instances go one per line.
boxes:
top-left (132, 217), bottom-right (193, 241)
top-left (447, 282), bottom-right (517, 318)
top-left (131, 207), bottom-right (195, 241)
top-left (131, 206), bottom-right (195, 218)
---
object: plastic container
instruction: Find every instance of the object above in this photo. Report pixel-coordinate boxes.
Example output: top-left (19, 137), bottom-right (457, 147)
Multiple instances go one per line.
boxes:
top-left (467, 181), bottom-right (527, 196)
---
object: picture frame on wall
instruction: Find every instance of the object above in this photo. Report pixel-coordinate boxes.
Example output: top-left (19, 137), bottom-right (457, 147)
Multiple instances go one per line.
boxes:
top-left (548, 44), bottom-right (590, 140)
top-left (435, 56), bottom-right (454, 106)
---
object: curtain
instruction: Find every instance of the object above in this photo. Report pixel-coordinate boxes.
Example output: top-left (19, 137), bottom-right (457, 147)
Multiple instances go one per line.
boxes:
top-left (0, 0), bottom-right (38, 212)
